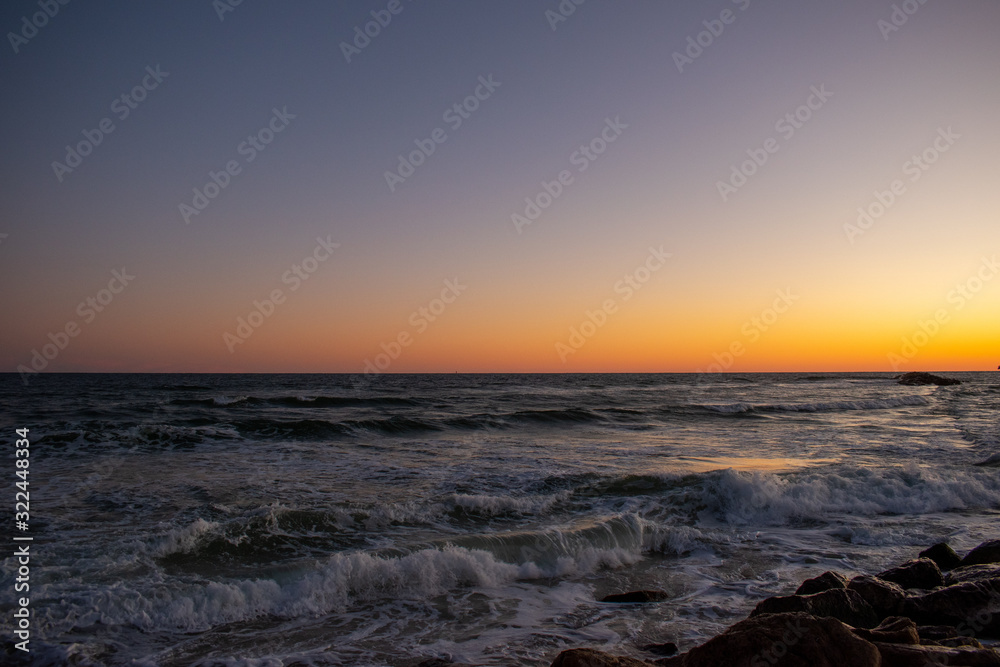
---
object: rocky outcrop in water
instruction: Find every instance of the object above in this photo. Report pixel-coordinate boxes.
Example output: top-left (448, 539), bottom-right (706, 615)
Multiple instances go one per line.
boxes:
top-left (897, 371), bottom-right (962, 385)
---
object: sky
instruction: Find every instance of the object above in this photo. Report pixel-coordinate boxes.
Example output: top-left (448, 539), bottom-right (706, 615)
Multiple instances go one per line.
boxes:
top-left (1, 0), bottom-right (998, 374)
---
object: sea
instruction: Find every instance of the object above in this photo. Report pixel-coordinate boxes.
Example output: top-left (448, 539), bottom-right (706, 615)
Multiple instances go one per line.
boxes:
top-left (1, 372), bottom-right (998, 666)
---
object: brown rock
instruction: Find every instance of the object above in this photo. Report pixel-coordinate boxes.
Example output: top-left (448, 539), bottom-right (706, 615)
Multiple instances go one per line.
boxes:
top-left (919, 624), bottom-right (966, 641)
top-left (848, 575), bottom-right (907, 618)
top-left (795, 571), bottom-right (849, 595)
top-left (550, 648), bottom-right (651, 667)
top-left (962, 540), bottom-right (1000, 567)
top-left (600, 590), bottom-right (669, 603)
top-left (938, 637), bottom-right (986, 648)
top-left (751, 587), bottom-right (879, 628)
top-left (653, 612), bottom-right (880, 667)
top-left (874, 642), bottom-right (1000, 666)
top-left (641, 643), bottom-right (678, 657)
top-left (920, 542), bottom-right (963, 571)
top-left (945, 564), bottom-right (1000, 586)
top-left (877, 558), bottom-right (945, 590)
top-left (852, 616), bottom-right (920, 645)
top-left (902, 580), bottom-right (1000, 637)
top-left (915, 625), bottom-right (984, 648)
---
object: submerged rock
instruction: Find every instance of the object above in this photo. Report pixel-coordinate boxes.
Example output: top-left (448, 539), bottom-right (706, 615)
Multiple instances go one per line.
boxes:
top-left (654, 612), bottom-right (881, 667)
top-left (897, 371), bottom-right (961, 386)
top-left (641, 642), bottom-right (678, 657)
top-left (961, 540), bottom-right (1000, 567)
top-left (750, 587), bottom-right (879, 628)
top-left (920, 542), bottom-right (963, 571)
top-left (550, 648), bottom-right (650, 666)
top-left (600, 590), bottom-right (669, 603)
top-left (877, 558), bottom-right (945, 590)
top-left (795, 570), bottom-right (849, 595)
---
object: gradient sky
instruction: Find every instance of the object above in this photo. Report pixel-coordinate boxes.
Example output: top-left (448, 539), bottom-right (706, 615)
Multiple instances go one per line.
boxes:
top-left (2, 0), bottom-right (998, 374)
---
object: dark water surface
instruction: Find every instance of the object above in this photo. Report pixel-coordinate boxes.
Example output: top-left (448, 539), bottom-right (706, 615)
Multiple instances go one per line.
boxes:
top-left (1, 373), bottom-right (998, 665)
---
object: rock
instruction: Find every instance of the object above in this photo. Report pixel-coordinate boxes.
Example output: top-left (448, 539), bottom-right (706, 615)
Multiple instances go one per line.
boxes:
top-left (852, 616), bottom-right (920, 645)
top-left (641, 643), bottom-right (678, 657)
top-left (962, 540), bottom-right (1000, 567)
top-left (848, 575), bottom-right (907, 618)
top-left (902, 580), bottom-right (1000, 637)
top-left (751, 587), bottom-right (880, 628)
top-left (946, 564), bottom-right (1000, 586)
top-left (877, 558), bottom-right (945, 590)
top-left (874, 642), bottom-right (1000, 666)
top-left (919, 624), bottom-right (966, 641)
top-left (920, 542), bottom-right (963, 570)
top-left (653, 612), bottom-right (880, 667)
top-left (897, 372), bottom-right (962, 386)
top-left (939, 637), bottom-right (986, 648)
top-left (550, 648), bottom-right (651, 667)
top-left (917, 625), bottom-right (984, 648)
top-left (600, 590), bottom-right (669, 603)
top-left (795, 570), bottom-right (849, 595)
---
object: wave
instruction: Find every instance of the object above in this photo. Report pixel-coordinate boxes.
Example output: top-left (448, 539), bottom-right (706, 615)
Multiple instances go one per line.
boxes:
top-left (35, 423), bottom-right (239, 450)
top-left (170, 394), bottom-right (420, 408)
top-left (152, 494), bottom-right (573, 569)
top-left (72, 538), bottom-right (638, 634)
top-left (447, 492), bottom-right (567, 518)
top-left (689, 465), bottom-right (1000, 526)
top-left (692, 395), bottom-right (930, 415)
top-left (975, 452), bottom-right (1000, 467)
top-left (155, 383), bottom-right (214, 391)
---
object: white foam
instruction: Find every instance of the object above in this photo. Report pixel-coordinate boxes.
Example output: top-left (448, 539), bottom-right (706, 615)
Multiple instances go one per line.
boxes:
top-left (699, 395), bottom-right (930, 414)
top-left (213, 395), bottom-right (250, 406)
top-left (449, 492), bottom-right (563, 515)
top-left (698, 465), bottom-right (1000, 525)
top-left (61, 543), bottom-right (641, 633)
top-left (147, 518), bottom-right (220, 557)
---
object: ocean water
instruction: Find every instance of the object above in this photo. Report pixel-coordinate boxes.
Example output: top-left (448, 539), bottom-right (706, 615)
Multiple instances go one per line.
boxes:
top-left (1, 372), bottom-right (999, 666)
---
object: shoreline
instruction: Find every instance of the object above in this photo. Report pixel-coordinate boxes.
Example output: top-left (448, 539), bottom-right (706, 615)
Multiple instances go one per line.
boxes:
top-left (549, 538), bottom-right (1000, 666)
